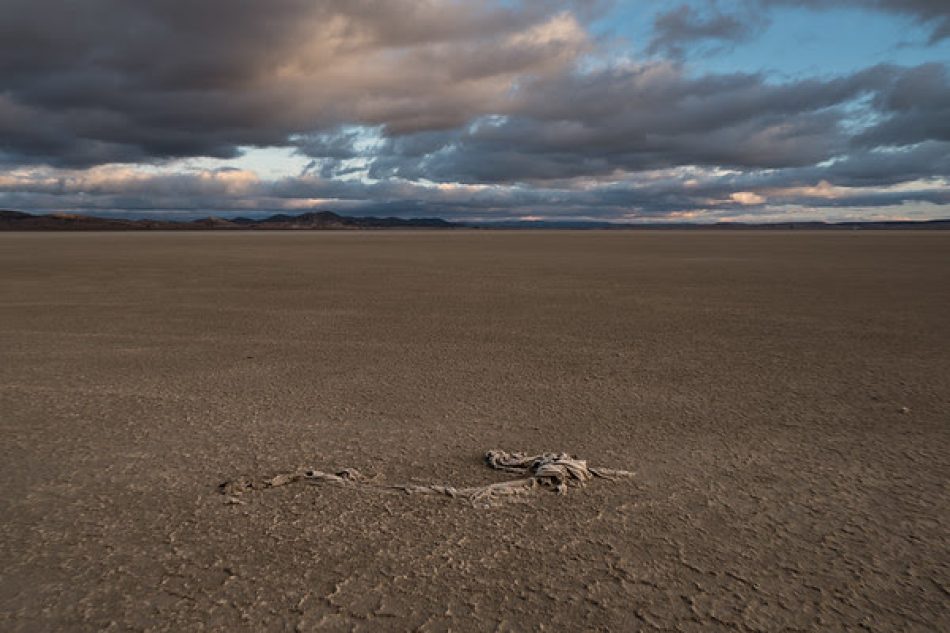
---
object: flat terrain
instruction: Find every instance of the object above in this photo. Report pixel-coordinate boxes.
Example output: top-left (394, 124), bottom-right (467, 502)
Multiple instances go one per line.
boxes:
top-left (1, 231), bottom-right (948, 632)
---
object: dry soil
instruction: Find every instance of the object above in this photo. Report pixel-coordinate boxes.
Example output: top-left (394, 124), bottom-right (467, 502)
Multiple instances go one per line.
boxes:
top-left (1, 231), bottom-right (948, 631)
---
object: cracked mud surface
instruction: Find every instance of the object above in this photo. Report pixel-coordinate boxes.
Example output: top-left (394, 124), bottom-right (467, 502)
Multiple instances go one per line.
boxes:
top-left (1, 231), bottom-right (948, 631)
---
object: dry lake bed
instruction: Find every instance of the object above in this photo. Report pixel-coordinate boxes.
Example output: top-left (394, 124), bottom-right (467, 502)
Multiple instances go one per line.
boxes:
top-left (1, 231), bottom-right (948, 631)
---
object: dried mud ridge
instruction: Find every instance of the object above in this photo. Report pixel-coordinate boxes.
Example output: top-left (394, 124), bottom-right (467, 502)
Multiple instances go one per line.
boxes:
top-left (220, 450), bottom-right (634, 507)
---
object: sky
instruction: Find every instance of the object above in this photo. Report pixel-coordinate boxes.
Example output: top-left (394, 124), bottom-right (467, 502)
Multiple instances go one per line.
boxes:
top-left (1, 0), bottom-right (948, 223)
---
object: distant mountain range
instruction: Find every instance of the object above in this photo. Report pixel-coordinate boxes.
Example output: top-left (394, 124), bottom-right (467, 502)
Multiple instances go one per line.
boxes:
top-left (1, 209), bottom-right (948, 231)
top-left (0, 210), bottom-right (458, 230)
top-left (472, 219), bottom-right (950, 230)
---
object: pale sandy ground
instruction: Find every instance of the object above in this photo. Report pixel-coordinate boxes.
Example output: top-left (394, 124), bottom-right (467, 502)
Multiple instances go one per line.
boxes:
top-left (0, 231), bottom-right (948, 632)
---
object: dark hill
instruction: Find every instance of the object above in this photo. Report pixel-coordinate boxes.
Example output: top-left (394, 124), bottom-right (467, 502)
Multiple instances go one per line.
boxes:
top-left (2, 209), bottom-right (948, 231)
top-left (0, 210), bottom-right (460, 231)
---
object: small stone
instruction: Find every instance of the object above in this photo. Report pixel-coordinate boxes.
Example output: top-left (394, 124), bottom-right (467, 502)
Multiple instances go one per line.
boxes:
top-left (899, 406), bottom-right (911, 414)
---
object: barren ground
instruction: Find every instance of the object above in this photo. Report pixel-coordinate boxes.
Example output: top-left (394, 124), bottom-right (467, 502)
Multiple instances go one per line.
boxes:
top-left (1, 231), bottom-right (948, 632)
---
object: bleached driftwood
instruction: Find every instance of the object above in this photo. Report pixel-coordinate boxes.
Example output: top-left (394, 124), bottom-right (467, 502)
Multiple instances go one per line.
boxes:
top-left (220, 450), bottom-right (633, 507)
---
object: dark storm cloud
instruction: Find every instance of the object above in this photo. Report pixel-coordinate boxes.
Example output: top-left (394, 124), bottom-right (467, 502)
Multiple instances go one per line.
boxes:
top-left (0, 0), bottom-right (596, 167)
top-left (357, 62), bottom-right (948, 185)
top-left (853, 63), bottom-right (950, 148)
top-left (820, 142), bottom-right (950, 187)
top-left (3, 0), bottom-right (946, 180)
top-left (647, 4), bottom-right (764, 58)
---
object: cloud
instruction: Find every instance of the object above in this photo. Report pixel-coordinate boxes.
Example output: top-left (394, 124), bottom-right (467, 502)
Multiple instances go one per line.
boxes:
top-left (730, 191), bottom-right (766, 205)
top-left (854, 63), bottom-right (950, 148)
top-left (3, 150), bottom-right (946, 222)
top-left (642, 1), bottom-right (950, 64)
top-left (647, 4), bottom-right (765, 58)
top-left (359, 62), bottom-right (948, 185)
top-left (758, 1), bottom-right (950, 43)
top-left (0, 0), bottom-right (947, 222)
top-left (0, 0), bottom-right (595, 167)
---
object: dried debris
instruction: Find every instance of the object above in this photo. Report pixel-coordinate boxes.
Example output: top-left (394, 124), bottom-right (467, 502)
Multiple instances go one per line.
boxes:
top-left (219, 450), bottom-right (633, 507)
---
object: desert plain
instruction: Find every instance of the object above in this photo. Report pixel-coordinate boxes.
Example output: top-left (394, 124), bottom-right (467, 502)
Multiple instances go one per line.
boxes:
top-left (0, 230), bottom-right (948, 632)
